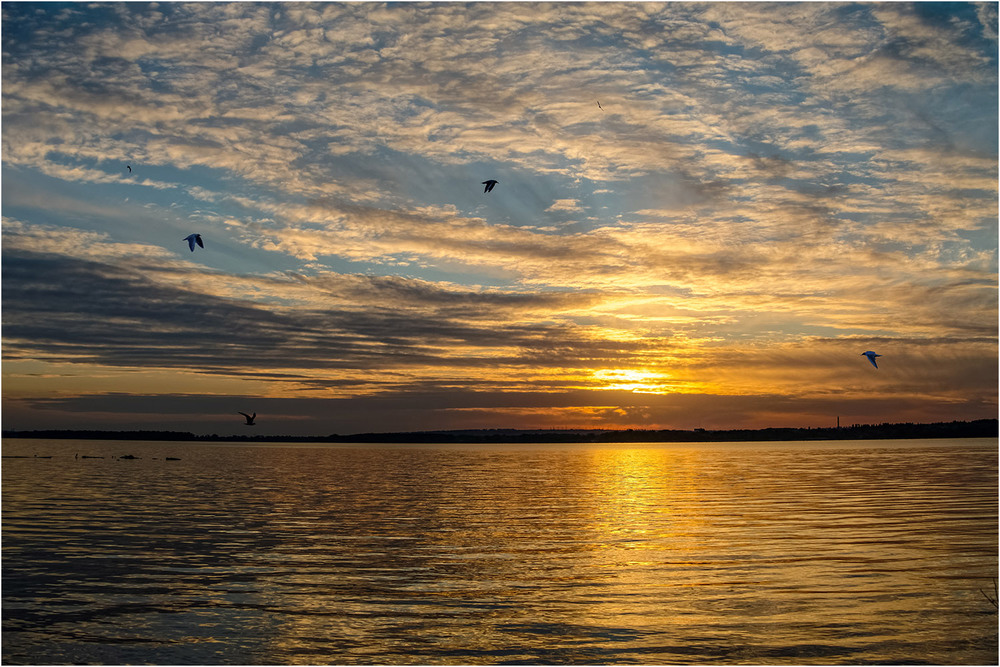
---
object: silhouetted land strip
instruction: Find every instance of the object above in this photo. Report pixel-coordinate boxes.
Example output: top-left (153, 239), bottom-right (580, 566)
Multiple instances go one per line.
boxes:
top-left (3, 419), bottom-right (996, 443)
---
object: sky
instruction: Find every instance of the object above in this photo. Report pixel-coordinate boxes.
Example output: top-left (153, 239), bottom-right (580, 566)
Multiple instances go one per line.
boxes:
top-left (2, 1), bottom-right (997, 436)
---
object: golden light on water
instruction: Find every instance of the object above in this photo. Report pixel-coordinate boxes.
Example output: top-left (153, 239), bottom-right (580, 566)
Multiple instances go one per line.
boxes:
top-left (3, 436), bottom-right (996, 663)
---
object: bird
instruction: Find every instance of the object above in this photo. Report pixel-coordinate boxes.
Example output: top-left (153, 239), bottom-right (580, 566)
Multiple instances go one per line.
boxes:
top-left (861, 351), bottom-right (881, 369)
top-left (238, 412), bottom-right (257, 425)
top-left (184, 234), bottom-right (204, 251)
top-left (482, 180), bottom-right (499, 193)
top-left (597, 101), bottom-right (603, 110)
top-left (126, 164), bottom-right (131, 173)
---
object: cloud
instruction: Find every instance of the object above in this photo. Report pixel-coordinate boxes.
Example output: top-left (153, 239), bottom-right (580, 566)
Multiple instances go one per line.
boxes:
top-left (8, 379), bottom-right (995, 435)
top-left (978, 3), bottom-right (999, 42)
top-left (545, 198), bottom-right (583, 213)
top-left (1, 221), bottom-right (642, 380)
top-left (4, 217), bottom-right (993, 411)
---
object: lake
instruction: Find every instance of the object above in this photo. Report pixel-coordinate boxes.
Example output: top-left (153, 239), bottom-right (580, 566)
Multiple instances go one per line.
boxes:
top-left (2, 437), bottom-right (997, 665)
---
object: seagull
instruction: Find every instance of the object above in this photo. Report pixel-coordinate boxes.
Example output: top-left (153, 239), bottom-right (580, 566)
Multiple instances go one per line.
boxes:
top-left (184, 234), bottom-right (204, 252)
top-left (482, 179), bottom-right (499, 193)
top-left (861, 351), bottom-right (881, 369)
top-left (597, 101), bottom-right (603, 110)
top-left (238, 411), bottom-right (256, 425)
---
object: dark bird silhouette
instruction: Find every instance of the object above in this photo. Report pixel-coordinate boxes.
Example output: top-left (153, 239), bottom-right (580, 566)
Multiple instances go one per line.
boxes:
top-left (482, 180), bottom-right (499, 193)
top-left (126, 164), bottom-right (131, 173)
top-left (184, 234), bottom-right (204, 252)
top-left (597, 101), bottom-right (603, 110)
top-left (861, 351), bottom-right (881, 369)
top-left (239, 411), bottom-right (257, 425)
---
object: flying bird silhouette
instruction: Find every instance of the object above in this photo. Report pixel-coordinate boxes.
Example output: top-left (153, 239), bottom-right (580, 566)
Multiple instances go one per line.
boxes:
top-left (482, 180), bottom-right (499, 193)
top-left (238, 412), bottom-right (256, 425)
top-left (861, 351), bottom-right (881, 369)
top-left (126, 164), bottom-right (131, 173)
top-left (184, 234), bottom-right (204, 252)
top-left (597, 101), bottom-right (603, 110)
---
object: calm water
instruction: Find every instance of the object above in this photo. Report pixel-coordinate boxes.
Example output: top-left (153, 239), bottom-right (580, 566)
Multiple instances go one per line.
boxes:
top-left (2, 437), bottom-right (997, 665)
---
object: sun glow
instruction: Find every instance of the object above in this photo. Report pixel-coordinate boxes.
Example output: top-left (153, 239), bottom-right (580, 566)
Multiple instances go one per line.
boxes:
top-left (592, 369), bottom-right (676, 394)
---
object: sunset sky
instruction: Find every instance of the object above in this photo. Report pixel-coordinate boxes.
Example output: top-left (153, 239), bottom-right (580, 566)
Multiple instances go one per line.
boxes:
top-left (3, 1), bottom-right (997, 436)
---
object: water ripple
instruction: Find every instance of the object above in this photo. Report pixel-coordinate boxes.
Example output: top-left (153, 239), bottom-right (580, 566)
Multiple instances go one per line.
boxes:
top-left (3, 438), bottom-right (996, 664)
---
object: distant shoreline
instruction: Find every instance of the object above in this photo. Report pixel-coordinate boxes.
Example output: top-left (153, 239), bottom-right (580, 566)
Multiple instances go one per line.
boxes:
top-left (3, 419), bottom-right (997, 444)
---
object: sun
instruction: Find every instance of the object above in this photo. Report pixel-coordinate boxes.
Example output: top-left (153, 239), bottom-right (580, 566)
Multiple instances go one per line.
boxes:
top-left (592, 369), bottom-right (675, 394)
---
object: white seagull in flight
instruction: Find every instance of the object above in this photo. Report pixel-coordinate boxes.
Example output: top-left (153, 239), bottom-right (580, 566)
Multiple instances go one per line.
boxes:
top-left (861, 351), bottom-right (882, 368)
top-left (184, 234), bottom-right (204, 252)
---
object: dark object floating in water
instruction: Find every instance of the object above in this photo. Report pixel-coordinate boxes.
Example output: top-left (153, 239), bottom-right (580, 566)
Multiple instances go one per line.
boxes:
top-left (238, 411), bottom-right (256, 425)
top-left (33, 455), bottom-right (52, 458)
top-left (2, 455), bottom-right (30, 458)
top-left (118, 454), bottom-right (139, 460)
top-left (482, 179), bottom-right (498, 193)
top-left (165, 457), bottom-right (181, 461)
top-left (81, 455), bottom-right (104, 459)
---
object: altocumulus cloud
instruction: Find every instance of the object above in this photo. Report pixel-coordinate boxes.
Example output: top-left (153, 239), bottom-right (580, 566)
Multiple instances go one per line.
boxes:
top-left (2, 2), bottom-right (996, 434)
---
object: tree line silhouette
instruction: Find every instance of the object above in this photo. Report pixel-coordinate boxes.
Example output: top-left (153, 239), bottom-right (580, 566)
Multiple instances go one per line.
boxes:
top-left (3, 419), bottom-right (996, 443)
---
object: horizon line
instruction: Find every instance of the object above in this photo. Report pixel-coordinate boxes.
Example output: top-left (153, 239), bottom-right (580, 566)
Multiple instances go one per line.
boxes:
top-left (3, 418), bottom-right (996, 443)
